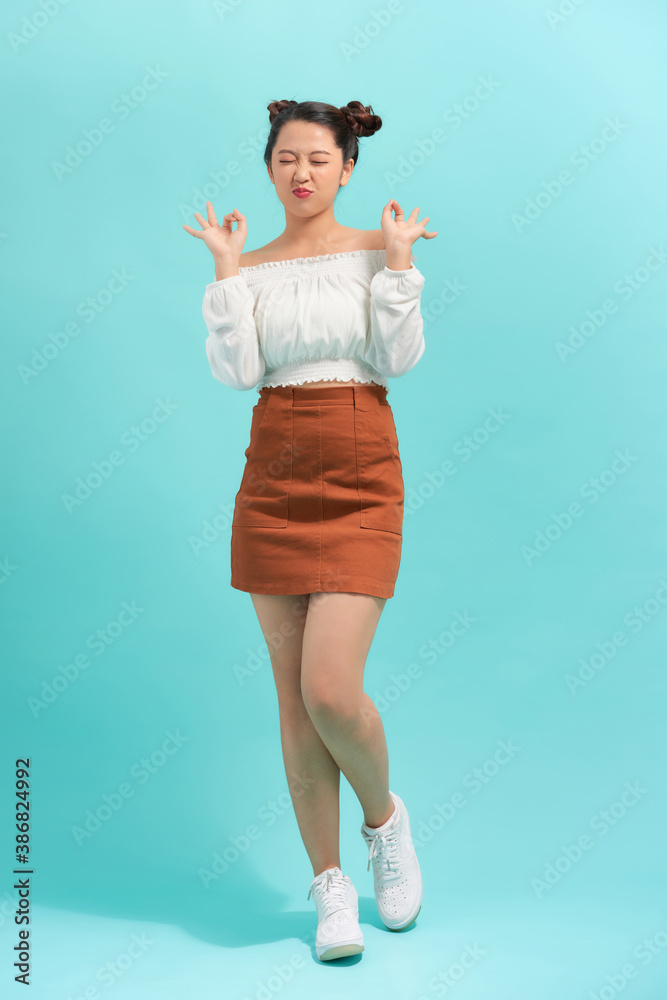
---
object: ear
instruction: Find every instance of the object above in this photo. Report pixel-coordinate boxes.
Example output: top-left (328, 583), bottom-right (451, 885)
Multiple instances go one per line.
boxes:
top-left (339, 157), bottom-right (354, 188)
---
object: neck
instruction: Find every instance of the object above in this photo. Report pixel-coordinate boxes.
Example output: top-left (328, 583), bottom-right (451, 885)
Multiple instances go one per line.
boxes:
top-left (277, 206), bottom-right (346, 254)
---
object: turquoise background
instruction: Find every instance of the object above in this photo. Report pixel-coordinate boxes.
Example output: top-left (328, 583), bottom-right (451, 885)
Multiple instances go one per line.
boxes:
top-left (2, 0), bottom-right (667, 997)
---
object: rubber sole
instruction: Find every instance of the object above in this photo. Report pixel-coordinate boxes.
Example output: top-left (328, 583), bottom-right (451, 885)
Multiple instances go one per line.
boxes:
top-left (386, 903), bottom-right (421, 931)
top-left (318, 940), bottom-right (365, 961)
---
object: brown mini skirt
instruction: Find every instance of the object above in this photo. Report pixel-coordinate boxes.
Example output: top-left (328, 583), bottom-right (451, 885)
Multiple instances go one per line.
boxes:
top-left (230, 382), bottom-right (404, 599)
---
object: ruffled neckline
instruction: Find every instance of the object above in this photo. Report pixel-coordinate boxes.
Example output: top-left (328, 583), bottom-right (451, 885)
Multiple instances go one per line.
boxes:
top-left (238, 247), bottom-right (415, 273)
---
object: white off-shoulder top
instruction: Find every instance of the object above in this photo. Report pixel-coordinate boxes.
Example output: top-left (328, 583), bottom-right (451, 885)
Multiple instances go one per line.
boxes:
top-left (201, 248), bottom-right (425, 394)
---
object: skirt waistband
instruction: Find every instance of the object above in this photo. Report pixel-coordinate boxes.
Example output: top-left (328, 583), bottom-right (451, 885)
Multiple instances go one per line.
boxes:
top-left (258, 383), bottom-right (388, 405)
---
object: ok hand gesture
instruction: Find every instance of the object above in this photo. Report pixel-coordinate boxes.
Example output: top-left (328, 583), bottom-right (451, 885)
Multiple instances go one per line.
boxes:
top-left (380, 199), bottom-right (437, 251)
top-left (183, 201), bottom-right (247, 261)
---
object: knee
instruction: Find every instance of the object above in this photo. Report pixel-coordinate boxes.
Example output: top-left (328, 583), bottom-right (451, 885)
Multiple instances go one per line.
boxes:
top-left (301, 674), bottom-right (357, 729)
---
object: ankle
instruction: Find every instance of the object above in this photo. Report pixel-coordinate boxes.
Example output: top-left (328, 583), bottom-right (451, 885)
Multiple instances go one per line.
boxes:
top-left (313, 863), bottom-right (341, 878)
top-left (363, 797), bottom-right (395, 830)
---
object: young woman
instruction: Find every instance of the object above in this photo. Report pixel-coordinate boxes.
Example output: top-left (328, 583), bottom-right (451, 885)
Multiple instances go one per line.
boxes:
top-left (184, 99), bottom-right (437, 962)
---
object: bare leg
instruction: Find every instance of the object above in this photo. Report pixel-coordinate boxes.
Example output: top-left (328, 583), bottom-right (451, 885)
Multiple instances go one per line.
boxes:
top-left (300, 592), bottom-right (395, 830)
top-left (250, 593), bottom-right (342, 878)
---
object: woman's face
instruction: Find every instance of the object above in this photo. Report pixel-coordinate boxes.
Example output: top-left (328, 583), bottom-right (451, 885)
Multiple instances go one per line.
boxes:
top-left (267, 120), bottom-right (354, 212)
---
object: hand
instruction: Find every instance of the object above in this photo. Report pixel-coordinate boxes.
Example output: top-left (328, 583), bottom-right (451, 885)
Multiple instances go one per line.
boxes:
top-left (380, 199), bottom-right (438, 251)
top-left (182, 201), bottom-right (247, 260)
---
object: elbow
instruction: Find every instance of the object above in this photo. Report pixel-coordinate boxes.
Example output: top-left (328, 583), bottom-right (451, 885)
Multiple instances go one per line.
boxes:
top-left (233, 375), bottom-right (262, 392)
top-left (205, 337), bottom-right (264, 391)
top-left (367, 319), bottom-right (425, 377)
top-left (384, 338), bottom-right (425, 377)
top-left (209, 365), bottom-right (261, 391)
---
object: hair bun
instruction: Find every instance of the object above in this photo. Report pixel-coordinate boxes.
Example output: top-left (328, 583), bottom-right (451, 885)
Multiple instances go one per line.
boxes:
top-left (267, 99), bottom-right (299, 124)
top-left (340, 101), bottom-right (382, 138)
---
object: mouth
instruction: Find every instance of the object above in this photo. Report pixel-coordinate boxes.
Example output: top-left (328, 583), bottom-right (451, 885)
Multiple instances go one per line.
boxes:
top-left (293, 188), bottom-right (312, 197)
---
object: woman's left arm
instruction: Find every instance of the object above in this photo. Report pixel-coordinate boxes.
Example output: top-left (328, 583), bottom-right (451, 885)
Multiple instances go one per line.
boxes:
top-left (363, 199), bottom-right (435, 378)
top-left (365, 261), bottom-right (426, 377)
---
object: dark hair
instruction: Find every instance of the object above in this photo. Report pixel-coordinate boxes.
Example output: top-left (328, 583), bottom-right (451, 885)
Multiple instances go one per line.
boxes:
top-left (263, 100), bottom-right (382, 173)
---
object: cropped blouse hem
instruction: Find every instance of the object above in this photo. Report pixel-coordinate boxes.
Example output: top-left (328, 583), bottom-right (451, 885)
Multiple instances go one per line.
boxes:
top-left (256, 359), bottom-right (389, 393)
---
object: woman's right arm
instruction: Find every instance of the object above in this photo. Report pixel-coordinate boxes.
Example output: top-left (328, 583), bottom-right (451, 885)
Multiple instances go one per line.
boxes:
top-left (213, 256), bottom-right (240, 281)
top-left (184, 203), bottom-right (265, 391)
top-left (202, 275), bottom-right (266, 391)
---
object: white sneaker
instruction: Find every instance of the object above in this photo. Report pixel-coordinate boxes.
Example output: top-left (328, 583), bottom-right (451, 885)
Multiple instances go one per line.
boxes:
top-left (361, 791), bottom-right (423, 930)
top-left (306, 866), bottom-right (365, 961)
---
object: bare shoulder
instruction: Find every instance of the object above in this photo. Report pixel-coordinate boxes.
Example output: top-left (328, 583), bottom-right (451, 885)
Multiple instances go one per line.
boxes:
top-left (352, 228), bottom-right (386, 251)
top-left (330, 226), bottom-right (385, 251)
top-left (239, 245), bottom-right (276, 268)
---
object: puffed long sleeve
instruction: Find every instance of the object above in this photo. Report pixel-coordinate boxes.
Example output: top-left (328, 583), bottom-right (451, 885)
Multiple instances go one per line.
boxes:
top-left (202, 276), bottom-right (266, 391)
top-left (364, 263), bottom-right (426, 377)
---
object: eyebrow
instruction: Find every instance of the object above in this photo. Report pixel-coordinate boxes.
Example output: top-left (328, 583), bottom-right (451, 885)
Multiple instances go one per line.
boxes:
top-left (277, 149), bottom-right (332, 155)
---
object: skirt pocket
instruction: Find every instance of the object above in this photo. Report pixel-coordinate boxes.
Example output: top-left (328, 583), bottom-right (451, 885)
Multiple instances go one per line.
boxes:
top-left (378, 397), bottom-right (403, 475)
top-left (233, 394), bottom-right (291, 528)
top-left (356, 395), bottom-right (404, 536)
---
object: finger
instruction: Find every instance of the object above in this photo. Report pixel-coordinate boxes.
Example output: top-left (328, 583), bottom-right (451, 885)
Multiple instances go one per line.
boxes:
top-left (182, 225), bottom-right (202, 237)
top-left (206, 200), bottom-right (218, 227)
top-left (221, 210), bottom-right (246, 233)
top-left (220, 212), bottom-right (237, 235)
top-left (193, 211), bottom-right (209, 229)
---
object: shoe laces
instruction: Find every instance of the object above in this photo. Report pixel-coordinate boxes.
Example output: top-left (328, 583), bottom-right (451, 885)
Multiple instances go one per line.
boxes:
top-left (365, 821), bottom-right (401, 879)
top-left (306, 868), bottom-right (351, 918)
